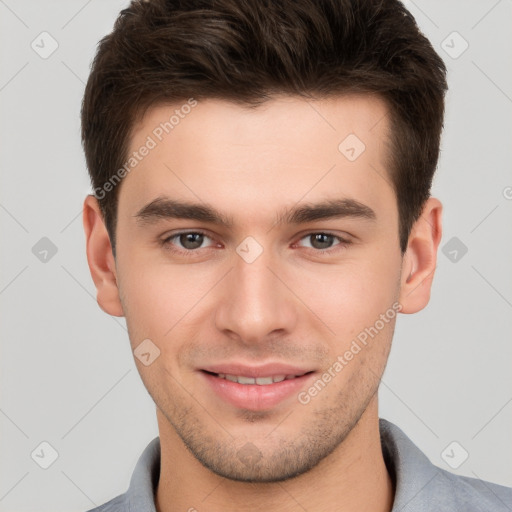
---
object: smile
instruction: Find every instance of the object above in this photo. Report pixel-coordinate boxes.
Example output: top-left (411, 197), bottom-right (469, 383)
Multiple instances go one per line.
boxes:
top-left (200, 368), bottom-right (316, 410)
top-left (206, 371), bottom-right (307, 385)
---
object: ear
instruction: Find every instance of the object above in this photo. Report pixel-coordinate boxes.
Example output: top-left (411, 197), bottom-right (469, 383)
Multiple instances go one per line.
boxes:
top-left (82, 195), bottom-right (124, 317)
top-left (398, 197), bottom-right (443, 314)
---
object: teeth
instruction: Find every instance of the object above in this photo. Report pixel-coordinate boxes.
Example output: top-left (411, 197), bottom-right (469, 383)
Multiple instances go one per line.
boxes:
top-left (238, 376), bottom-right (256, 384)
top-left (255, 376), bottom-right (273, 385)
top-left (215, 373), bottom-right (293, 385)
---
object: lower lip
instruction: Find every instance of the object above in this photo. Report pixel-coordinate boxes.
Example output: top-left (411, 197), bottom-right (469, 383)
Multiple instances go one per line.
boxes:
top-left (200, 371), bottom-right (315, 411)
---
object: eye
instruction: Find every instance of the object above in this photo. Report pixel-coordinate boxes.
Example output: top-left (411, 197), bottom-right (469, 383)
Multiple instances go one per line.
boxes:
top-left (160, 230), bottom-right (351, 257)
top-left (161, 230), bottom-right (216, 253)
top-left (296, 232), bottom-right (351, 252)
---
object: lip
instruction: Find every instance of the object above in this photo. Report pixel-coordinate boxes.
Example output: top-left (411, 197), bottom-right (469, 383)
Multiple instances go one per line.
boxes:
top-left (199, 363), bottom-right (316, 411)
top-left (201, 363), bottom-right (313, 378)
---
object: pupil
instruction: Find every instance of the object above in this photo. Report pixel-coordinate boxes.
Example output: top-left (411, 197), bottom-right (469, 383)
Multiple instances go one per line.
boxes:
top-left (181, 233), bottom-right (203, 249)
top-left (312, 233), bottom-right (332, 249)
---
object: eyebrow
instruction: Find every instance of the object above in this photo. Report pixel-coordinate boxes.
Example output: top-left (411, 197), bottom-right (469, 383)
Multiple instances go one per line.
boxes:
top-left (134, 196), bottom-right (376, 228)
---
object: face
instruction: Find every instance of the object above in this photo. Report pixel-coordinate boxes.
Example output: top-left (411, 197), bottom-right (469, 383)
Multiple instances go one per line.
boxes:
top-left (113, 95), bottom-right (404, 482)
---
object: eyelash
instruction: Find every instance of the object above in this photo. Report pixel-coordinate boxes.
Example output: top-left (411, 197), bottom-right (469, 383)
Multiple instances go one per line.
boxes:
top-left (160, 230), bottom-right (352, 256)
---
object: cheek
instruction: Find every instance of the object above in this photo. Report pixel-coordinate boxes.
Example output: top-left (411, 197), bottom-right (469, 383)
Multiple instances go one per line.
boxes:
top-left (297, 251), bottom-right (401, 338)
top-left (116, 252), bottom-right (217, 343)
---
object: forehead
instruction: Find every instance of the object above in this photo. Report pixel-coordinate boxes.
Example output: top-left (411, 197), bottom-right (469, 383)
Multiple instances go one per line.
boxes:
top-left (119, 94), bottom-right (395, 228)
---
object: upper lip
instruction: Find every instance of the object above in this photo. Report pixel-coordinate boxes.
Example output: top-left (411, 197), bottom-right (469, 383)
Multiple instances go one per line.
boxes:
top-left (200, 363), bottom-right (314, 378)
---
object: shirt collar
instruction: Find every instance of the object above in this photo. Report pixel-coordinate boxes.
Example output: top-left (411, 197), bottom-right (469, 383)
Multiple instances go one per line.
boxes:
top-left (380, 419), bottom-right (444, 511)
top-left (125, 435), bottom-right (160, 512)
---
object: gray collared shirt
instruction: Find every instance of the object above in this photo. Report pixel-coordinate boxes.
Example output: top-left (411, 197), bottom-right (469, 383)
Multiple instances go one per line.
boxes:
top-left (85, 419), bottom-right (512, 511)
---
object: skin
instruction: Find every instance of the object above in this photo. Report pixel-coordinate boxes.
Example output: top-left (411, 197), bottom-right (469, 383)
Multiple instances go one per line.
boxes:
top-left (83, 94), bottom-right (442, 512)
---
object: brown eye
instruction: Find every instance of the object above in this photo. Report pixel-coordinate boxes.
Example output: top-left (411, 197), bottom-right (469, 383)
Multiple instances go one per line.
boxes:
top-left (161, 231), bottom-right (214, 254)
top-left (178, 232), bottom-right (205, 250)
top-left (309, 233), bottom-right (336, 250)
top-left (296, 232), bottom-right (351, 254)
top-left (299, 233), bottom-right (340, 250)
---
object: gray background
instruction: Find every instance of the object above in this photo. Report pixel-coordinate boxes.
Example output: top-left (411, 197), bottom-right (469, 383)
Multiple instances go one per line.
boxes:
top-left (0, 1), bottom-right (511, 510)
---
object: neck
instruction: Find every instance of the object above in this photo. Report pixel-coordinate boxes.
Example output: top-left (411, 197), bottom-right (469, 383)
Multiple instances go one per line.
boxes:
top-left (155, 397), bottom-right (393, 512)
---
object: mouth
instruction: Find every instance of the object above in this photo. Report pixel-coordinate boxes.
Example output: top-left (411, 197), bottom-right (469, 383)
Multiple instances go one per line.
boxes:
top-left (201, 370), bottom-right (311, 385)
top-left (199, 367), bottom-right (316, 411)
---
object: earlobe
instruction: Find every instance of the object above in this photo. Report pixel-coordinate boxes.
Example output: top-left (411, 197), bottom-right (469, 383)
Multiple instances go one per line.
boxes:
top-left (398, 197), bottom-right (443, 314)
top-left (82, 195), bottom-right (124, 317)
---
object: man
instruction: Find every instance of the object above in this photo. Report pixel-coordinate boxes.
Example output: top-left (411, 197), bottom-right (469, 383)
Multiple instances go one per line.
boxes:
top-left (81, 0), bottom-right (512, 511)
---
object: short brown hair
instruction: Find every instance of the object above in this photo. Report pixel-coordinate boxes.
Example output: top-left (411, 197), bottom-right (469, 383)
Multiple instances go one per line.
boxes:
top-left (81, 0), bottom-right (447, 254)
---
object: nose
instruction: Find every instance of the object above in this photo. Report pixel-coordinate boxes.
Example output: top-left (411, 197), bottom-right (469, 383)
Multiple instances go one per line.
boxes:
top-left (214, 246), bottom-right (298, 346)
